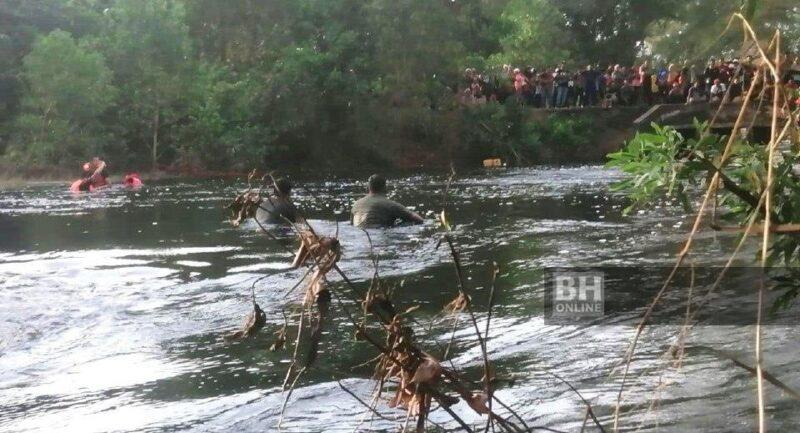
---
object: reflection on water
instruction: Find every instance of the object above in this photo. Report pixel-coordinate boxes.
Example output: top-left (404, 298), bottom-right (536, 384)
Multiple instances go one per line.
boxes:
top-left (0, 167), bottom-right (798, 433)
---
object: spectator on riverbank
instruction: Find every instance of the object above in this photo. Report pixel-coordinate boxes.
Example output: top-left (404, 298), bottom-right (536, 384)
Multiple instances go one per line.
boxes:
top-left (667, 63), bottom-right (679, 85)
top-left (686, 81), bottom-right (707, 104)
top-left (457, 50), bottom-right (764, 109)
top-left (788, 80), bottom-right (799, 110)
top-left (540, 68), bottom-right (554, 108)
top-left (667, 82), bottom-right (684, 103)
top-left (710, 79), bottom-right (727, 102)
top-left (581, 65), bottom-right (600, 106)
top-left (554, 68), bottom-right (569, 107)
top-left (633, 62), bottom-right (647, 105)
top-left (513, 68), bottom-right (527, 97)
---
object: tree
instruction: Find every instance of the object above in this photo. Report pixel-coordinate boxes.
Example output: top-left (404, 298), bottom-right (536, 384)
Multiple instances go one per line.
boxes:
top-left (784, 5), bottom-right (800, 53)
top-left (643, 0), bottom-right (799, 64)
top-left (0, 0), bottom-right (107, 148)
top-left (8, 30), bottom-right (115, 164)
top-left (174, 64), bottom-right (273, 170)
top-left (6, 0), bottom-right (793, 172)
top-left (488, 0), bottom-right (571, 68)
top-left (98, 0), bottom-right (194, 169)
top-left (182, 0), bottom-right (296, 68)
top-left (551, 0), bottom-right (679, 65)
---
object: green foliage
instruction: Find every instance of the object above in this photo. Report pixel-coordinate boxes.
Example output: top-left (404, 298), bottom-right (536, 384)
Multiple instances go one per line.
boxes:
top-left (96, 0), bottom-right (195, 168)
top-left (176, 65), bottom-right (272, 169)
top-left (643, 0), bottom-right (797, 63)
top-left (553, 0), bottom-right (681, 65)
top-left (23, 30), bottom-right (115, 121)
top-left (1, 0), bottom-right (795, 171)
top-left (488, 0), bottom-right (570, 68)
top-left (459, 100), bottom-right (537, 162)
top-left (539, 114), bottom-right (593, 149)
top-left (8, 30), bottom-right (116, 164)
top-left (786, 6), bottom-right (800, 53)
top-left (607, 124), bottom-right (695, 213)
top-left (608, 122), bottom-right (800, 309)
top-left (459, 100), bottom-right (595, 164)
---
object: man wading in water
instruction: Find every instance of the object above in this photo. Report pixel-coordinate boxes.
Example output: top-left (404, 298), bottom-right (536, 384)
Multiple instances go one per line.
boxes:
top-left (351, 174), bottom-right (424, 228)
top-left (256, 178), bottom-right (298, 224)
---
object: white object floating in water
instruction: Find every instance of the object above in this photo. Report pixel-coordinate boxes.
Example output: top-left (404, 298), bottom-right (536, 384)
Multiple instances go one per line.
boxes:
top-left (152, 222), bottom-right (158, 225)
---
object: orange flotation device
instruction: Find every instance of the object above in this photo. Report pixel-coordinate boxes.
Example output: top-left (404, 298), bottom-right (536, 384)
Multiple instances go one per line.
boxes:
top-left (70, 178), bottom-right (92, 193)
top-left (69, 173), bottom-right (142, 193)
top-left (123, 173), bottom-right (144, 189)
top-left (70, 177), bottom-right (106, 193)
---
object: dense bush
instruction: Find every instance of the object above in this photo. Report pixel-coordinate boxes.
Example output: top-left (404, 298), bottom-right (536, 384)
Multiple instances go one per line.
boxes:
top-left (458, 101), bottom-right (595, 165)
top-left (608, 122), bottom-right (800, 309)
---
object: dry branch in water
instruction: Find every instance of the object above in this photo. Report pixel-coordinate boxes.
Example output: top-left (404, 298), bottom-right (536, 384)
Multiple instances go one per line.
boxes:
top-left (444, 291), bottom-right (470, 313)
top-left (226, 191), bottom-right (262, 227)
top-left (223, 170), bottom-right (594, 433)
top-left (269, 311), bottom-right (289, 352)
top-left (224, 301), bottom-right (266, 341)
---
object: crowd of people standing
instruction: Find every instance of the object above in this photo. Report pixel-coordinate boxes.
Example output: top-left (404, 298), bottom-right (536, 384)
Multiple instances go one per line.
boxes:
top-left (460, 55), bottom-right (800, 109)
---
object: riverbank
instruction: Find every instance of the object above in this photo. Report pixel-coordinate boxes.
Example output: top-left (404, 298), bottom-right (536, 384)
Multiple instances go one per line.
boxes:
top-left (0, 105), bottom-right (642, 185)
top-left (0, 164), bottom-right (254, 189)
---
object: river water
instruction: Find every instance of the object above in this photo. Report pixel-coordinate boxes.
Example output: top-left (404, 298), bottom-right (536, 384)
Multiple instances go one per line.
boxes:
top-left (0, 167), bottom-right (798, 432)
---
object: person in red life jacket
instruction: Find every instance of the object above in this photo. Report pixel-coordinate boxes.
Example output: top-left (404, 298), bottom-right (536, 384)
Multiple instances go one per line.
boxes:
top-left (123, 173), bottom-right (143, 189)
top-left (77, 157), bottom-right (109, 191)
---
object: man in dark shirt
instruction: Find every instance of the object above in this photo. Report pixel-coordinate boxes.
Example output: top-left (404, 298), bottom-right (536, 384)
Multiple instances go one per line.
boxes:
top-left (351, 174), bottom-right (424, 228)
top-left (686, 81), bottom-right (706, 103)
top-left (581, 65), bottom-right (599, 106)
top-left (554, 69), bottom-right (570, 107)
top-left (256, 178), bottom-right (298, 224)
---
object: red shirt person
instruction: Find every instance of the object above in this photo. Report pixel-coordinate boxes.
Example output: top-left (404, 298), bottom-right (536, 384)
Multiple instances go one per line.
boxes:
top-left (82, 157), bottom-right (109, 188)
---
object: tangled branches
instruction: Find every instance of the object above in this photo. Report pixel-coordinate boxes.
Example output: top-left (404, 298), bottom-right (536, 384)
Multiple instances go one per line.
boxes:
top-left (221, 171), bottom-right (596, 433)
top-left (226, 191), bottom-right (262, 227)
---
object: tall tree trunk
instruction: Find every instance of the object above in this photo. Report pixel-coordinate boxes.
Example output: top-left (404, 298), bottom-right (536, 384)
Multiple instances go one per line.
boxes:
top-left (152, 110), bottom-right (160, 172)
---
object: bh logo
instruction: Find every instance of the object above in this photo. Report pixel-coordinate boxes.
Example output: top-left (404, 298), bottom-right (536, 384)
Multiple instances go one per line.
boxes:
top-left (551, 272), bottom-right (604, 318)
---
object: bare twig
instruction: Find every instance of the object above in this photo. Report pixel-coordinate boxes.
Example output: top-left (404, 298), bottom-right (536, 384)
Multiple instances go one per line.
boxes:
top-left (754, 27), bottom-right (781, 433)
top-left (545, 372), bottom-right (607, 433)
top-left (612, 54), bottom-right (764, 432)
top-left (483, 262), bottom-right (500, 433)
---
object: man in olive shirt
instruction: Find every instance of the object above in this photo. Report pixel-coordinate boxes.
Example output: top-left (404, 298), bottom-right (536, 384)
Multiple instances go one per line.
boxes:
top-left (351, 174), bottom-right (424, 228)
top-left (256, 178), bottom-right (298, 224)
